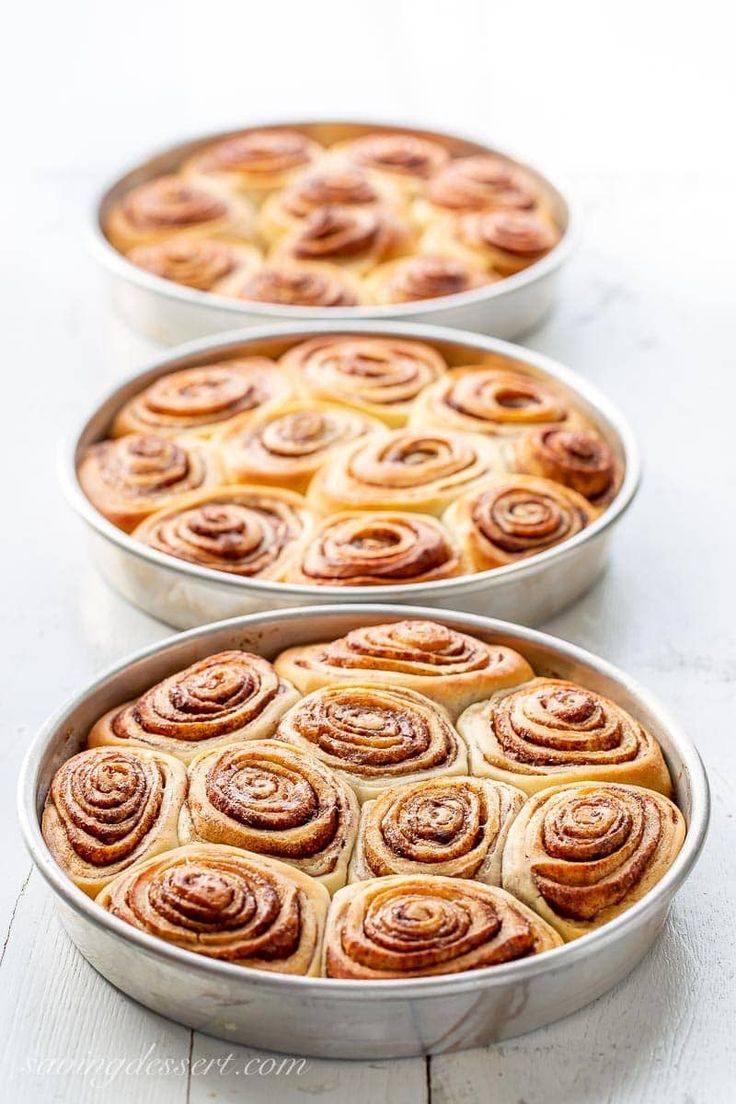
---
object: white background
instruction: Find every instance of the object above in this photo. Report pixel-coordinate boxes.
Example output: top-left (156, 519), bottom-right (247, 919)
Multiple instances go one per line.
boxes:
top-left (2, 2), bottom-right (735, 1100)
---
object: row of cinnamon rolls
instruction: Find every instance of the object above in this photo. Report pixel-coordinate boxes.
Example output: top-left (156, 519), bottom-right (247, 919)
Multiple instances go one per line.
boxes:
top-left (43, 619), bottom-right (685, 977)
top-left (104, 128), bottom-right (562, 307)
top-left (78, 337), bottom-right (622, 585)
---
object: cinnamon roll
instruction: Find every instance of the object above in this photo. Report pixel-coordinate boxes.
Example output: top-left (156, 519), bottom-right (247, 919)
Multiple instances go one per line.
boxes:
top-left (215, 402), bottom-right (384, 493)
top-left (133, 486), bottom-right (313, 580)
top-left (274, 619), bottom-right (533, 719)
top-left (330, 132), bottom-right (450, 193)
top-left (410, 365), bottom-right (577, 437)
top-left (306, 429), bottom-right (503, 517)
top-left (349, 776), bottom-right (525, 885)
top-left (364, 255), bottom-right (494, 304)
top-left (275, 685), bottom-right (467, 802)
top-left (184, 129), bottom-right (324, 202)
top-left (415, 154), bottom-right (544, 222)
top-left (442, 476), bottom-right (595, 571)
top-left (112, 359), bottom-right (293, 439)
top-left (422, 210), bottom-right (561, 276)
top-left (501, 782), bottom-right (686, 940)
top-left (180, 741), bottom-right (359, 893)
top-left (459, 678), bottom-right (673, 796)
top-left (126, 236), bottom-right (261, 293)
top-left (258, 165), bottom-right (402, 244)
top-left (222, 261), bottom-right (364, 307)
top-left (78, 434), bottom-right (222, 533)
top-left (89, 651), bottom-right (299, 765)
top-left (324, 875), bottom-right (562, 978)
top-left (42, 747), bottom-right (187, 898)
top-left (286, 511), bottom-right (465, 586)
top-left (97, 843), bottom-right (329, 974)
top-left (271, 205), bottom-right (414, 275)
top-left (281, 335), bottom-right (447, 427)
top-left (105, 175), bottom-right (253, 253)
top-left (511, 426), bottom-right (622, 507)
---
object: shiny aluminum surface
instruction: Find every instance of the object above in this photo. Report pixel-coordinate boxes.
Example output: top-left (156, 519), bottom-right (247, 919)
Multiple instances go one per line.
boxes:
top-left (18, 605), bottom-right (709, 1059)
top-left (64, 321), bottom-right (639, 629)
top-left (91, 120), bottom-right (575, 344)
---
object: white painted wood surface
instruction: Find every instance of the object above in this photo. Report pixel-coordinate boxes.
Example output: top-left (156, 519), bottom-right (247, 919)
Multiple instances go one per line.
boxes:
top-left (2, 1), bottom-right (734, 1099)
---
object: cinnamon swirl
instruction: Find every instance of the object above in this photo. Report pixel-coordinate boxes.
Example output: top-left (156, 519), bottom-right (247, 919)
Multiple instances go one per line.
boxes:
top-left (511, 426), bottom-right (622, 507)
top-left (422, 210), bottom-right (561, 276)
top-left (281, 335), bottom-right (447, 427)
top-left (222, 261), bottom-right (364, 307)
top-left (274, 685), bottom-right (467, 802)
top-left (271, 205), bottom-right (414, 275)
top-left (184, 129), bottom-right (324, 202)
top-left (349, 776), bottom-right (525, 885)
top-left (97, 843), bottom-right (329, 974)
top-left (459, 678), bottom-right (673, 796)
top-left (274, 619), bottom-right (533, 719)
top-left (127, 236), bottom-right (261, 293)
top-left (180, 741), bottom-right (359, 893)
top-left (502, 782), bottom-right (686, 940)
top-left (89, 651), bottom-right (299, 765)
top-left (42, 747), bottom-right (187, 898)
top-left (415, 154), bottom-right (545, 222)
top-left (133, 486), bottom-right (313, 579)
top-left (330, 132), bottom-right (450, 193)
top-left (364, 255), bottom-right (493, 304)
top-left (324, 875), bottom-right (562, 978)
top-left (77, 433), bottom-right (222, 533)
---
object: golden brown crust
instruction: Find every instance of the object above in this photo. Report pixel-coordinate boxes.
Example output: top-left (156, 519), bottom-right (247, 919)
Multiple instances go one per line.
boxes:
top-left (132, 485), bottom-right (313, 579)
top-left (274, 619), bottom-right (533, 719)
top-left (112, 359), bottom-right (293, 439)
top-left (222, 260), bottom-right (364, 306)
top-left (77, 434), bottom-right (222, 533)
top-left (258, 165), bottom-right (402, 243)
top-left (422, 154), bottom-right (541, 216)
top-left (42, 747), bottom-right (187, 898)
top-left (443, 475), bottom-right (595, 571)
top-left (459, 679), bottom-right (673, 796)
top-left (88, 651), bottom-right (299, 764)
top-left (511, 426), bottom-right (622, 507)
top-left (127, 236), bottom-right (261, 292)
top-left (422, 209), bottom-right (561, 276)
top-left (330, 132), bottom-right (450, 190)
top-left (287, 511), bottom-right (465, 586)
top-left (180, 741), bottom-right (359, 893)
top-left (502, 782), bottom-right (686, 940)
top-left (184, 129), bottom-right (324, 200)
top-left (364, 255), bottom-right (494, 304)
top-left (324, 875), bottom-right (562, 978)
top-left (349, 776), bottom-right (525, 884)
top-left (97, 843), bottom-right (329, 973)
top-left (271, 205), bottom-right (414, 275)
top-left (281, 335), bottom-right (447, 426)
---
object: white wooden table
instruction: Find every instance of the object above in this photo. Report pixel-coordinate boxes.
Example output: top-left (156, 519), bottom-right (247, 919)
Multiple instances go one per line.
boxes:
top-left (3, 2), bottom-right (734, 1100)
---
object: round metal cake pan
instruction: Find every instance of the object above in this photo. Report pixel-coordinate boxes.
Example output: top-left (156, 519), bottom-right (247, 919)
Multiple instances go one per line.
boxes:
top-left (63, 321), bottom-right (640, 630)
top-left (18, 604), bottom-right (708, 1059)
top-left (91, 119), bottom-right (576, 344)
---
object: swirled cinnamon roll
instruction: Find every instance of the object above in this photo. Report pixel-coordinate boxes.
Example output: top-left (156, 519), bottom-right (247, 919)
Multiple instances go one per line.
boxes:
top-left (180, 741), bottom-right (359, 893)
top-left (459, 679), bottom-right (673, 796)
top-left (511, 426), bottom-right (622, 507)
top-left (442, 476), bottom-right (595, 571)
top-left (271, 205), bottom-right (414, 275)
top-left (105, 175), bottom-right (253, 253)
top-left (97, 843), bottom-right (329, 974)
top-left (78, 434), bottom-right (222, 532)
top-left (258, 165), bottom-right (402, 244)
top-left (349, 776), bottom-right (525, 885)
top-left (410, 365), bottom-right (577, 437)
top-left (184, 129), bottom-right (324, 202)
top-left (112, 359), bottom-right (293, 439)
top-left (126, 236), bottom-right (261, 293)
top-left (275, 685), bottom-right (467, 802)
top-left (42, 747), bottom-right (187, 898)
top-left (89, 651), bottom-right (299, 765)
top-left (215, 402), bottom-right (384, 493)
top-left (324, 875), bottom-right (561, 978)
top-left (502, 782), bottom-right (686, 940)
top-left (281, 335), bottom-right (447, 427)
top-left (222, 261), bottom-right (364, 307)
top-left (330, 132), bottom-right (450, 193)
top-left (132, 486), bottom-right (313, 579)
top-left (415, 154), bottom-right (544, 222)
top-left (274, 619), bottom-right (533, 719)
top-left (307, 429), bottom-right (503, 516)
top-left (422, 209), bottom-right (561, 275)
top-left (364, 255), bottom-right (493, 304)
top-left (286, 511), bottom-right (465, 586)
